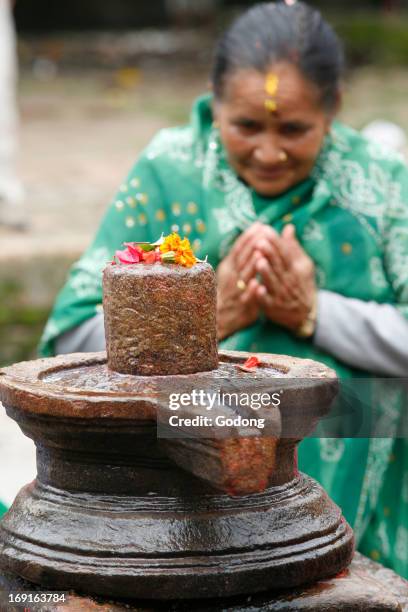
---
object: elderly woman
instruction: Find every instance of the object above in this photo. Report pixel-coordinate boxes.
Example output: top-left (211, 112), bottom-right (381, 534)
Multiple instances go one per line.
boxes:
top-left (39, 1), bottom-right (408, 576)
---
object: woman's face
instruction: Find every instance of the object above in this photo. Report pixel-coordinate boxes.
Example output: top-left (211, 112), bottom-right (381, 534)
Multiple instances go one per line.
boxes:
top-left (214, 62), bottom-right (338, 197)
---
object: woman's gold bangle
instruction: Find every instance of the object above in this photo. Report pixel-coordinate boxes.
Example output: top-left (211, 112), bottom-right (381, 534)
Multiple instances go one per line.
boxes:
top-left (295, 292), bottom-right (318, 338)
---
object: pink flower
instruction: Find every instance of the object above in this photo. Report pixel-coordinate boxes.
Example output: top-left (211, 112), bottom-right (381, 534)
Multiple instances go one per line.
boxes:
top-left (124, 243), bottom-right (144, 259)
top-left (115, 243), bottom-right (144, 264)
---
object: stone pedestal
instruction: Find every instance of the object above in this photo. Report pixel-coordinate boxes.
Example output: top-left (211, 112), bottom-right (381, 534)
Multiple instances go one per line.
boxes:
top-left (0, 351), bottom-right (354, 601)
top-left (1, 554), bottom-right (407, 611)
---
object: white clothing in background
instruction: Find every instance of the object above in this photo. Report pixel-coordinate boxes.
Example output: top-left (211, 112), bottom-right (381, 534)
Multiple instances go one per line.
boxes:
top-left (0, 0), bottom-right (25, 227)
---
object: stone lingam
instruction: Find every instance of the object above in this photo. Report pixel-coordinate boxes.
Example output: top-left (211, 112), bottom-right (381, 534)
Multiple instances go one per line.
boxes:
top-left (0, 252), bottom-right (406, 610)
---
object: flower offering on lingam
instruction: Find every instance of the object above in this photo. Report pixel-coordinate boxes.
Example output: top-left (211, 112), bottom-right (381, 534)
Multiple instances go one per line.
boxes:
top-left (112, 232), bottom-right (199, 268)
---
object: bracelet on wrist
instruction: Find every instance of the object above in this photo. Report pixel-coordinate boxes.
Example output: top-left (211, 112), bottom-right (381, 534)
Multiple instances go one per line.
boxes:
top-left (294, 291), bottom-right (318, 339)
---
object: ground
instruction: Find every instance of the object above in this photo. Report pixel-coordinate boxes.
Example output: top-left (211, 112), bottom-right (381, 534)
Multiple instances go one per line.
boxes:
top-left (1, 64), bottom-right (408, 507)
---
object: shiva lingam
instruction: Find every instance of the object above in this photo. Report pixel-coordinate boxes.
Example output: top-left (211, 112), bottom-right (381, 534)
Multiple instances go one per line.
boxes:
top-left (0, 252), bottom-right (354, 604)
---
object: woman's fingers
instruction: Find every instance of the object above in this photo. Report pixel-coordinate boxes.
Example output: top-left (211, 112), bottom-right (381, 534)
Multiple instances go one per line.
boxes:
top-left (238, 232), bottom-right (290, 285)
top-left (256, 284), bottom-right (275, 311)
top-left (233, 224), bottom-right (313, 305)
top-left (282, 224), bottom-right (303, 255)
top-left (255, 238), bottom-right (278, 263)
top-left (267, 227), bottom-right (310, 298)
top-left (273, 234), bottom-right (294, 270)
top-left (238, 250), bottom-right (261, 283)
top-left (281, 223), bottom-right (307, 263)
top-left (255, 256), bottom-right (279, 295)
top-left (234, 224), bottom-right (278, 271)
top-left (240, 277), bottom-right (260, 305)
top-left (254, 232), bottom-right (294, 291)
top-left (264, 242), bottom-right (291, 286)
top-left (234, 234), bottom-right (261, 272)
top-left (257, 247), bottom-right (296, 300)
top-left (230, 222), bottom-right (263, 256)
top-left (282, 223), bottom-right (296, 241)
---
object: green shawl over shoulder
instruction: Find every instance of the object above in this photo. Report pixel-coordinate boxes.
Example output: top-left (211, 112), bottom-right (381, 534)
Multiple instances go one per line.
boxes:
top-left (39, 95), bottom-right (408, 577)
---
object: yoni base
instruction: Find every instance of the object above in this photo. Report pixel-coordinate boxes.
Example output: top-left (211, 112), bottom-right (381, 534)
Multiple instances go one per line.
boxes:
top-left (0, 554), bottom-right (407, 611)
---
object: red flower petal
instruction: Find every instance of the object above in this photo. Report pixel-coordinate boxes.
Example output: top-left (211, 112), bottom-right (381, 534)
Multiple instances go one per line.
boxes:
top-left (243, 356), bottom-right (260, 369)
top-left (142, 250), bottom-right (160, 264)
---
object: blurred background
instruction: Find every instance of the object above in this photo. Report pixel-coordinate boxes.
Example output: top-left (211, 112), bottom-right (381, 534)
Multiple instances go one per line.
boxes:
top-left (0, 0), bottom-right (408, 503)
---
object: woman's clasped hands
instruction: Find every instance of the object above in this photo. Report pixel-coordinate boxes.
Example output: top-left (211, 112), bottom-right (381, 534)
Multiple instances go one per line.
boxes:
top-left (217, 222), bottom-right (317, 340)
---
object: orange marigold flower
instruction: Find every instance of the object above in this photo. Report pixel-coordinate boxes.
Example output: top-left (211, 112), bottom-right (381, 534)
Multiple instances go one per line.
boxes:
top-left (160, 233), bottom-right (197, 267)
top-left (160, 233), bottom-right (181, 253)
top-left (176, 251), bottom-right (196, 268)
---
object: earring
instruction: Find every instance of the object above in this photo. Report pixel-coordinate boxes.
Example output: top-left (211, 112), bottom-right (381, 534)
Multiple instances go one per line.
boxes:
top-left (212, 120), bottom-right (219, 129)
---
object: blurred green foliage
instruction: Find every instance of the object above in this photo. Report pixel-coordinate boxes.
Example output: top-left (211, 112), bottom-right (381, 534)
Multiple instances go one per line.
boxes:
top-left (220, 4), bottom-right (408, 67)
top-left (332, 13), bottom-right (408, 65)
top-left (0, 280), bottom-right (49, 367)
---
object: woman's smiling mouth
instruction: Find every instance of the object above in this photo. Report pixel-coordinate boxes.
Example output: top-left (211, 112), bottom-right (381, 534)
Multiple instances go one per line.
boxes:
top-left (251, 164), bottom-right (291, 179)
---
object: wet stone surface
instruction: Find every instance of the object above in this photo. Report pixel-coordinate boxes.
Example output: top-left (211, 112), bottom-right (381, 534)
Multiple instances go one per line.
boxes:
top-left (0, 553), bottom-right (407, 611)
top-left (41, 360), bottom-right (286, 393)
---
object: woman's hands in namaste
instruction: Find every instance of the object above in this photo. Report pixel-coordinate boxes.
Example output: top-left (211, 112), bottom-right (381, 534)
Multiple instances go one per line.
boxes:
top-left (216, 226), bottom-right (261, 340)
top-left (216, 222), bottom-right (317, 340)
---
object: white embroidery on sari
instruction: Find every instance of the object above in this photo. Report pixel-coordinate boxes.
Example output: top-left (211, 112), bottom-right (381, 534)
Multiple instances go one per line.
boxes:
top-left (302, 219), bottom-right (324, 242)
top-left (316, 155), bottom-right (387, 224)
top-left (319, 438), bottom-right (345, 462)
top-left (212, 207), bottom-right (238, 235)
top-left (313, 131), bottom-right (408, 306)
top-left (384, 226), bottom-right (408, 302)
top-left (377, 520), bottom-right (391, 558)
top-left (330, 124), bottom-right (353, 153)
top-left (315, 265), bottom-right (326, 288)
top-left (370, 257), bottom-right (388, 289)
top-left (354, 381), bottom-right (402, 541)
top-left (313, 180), bottom-right (331, 199)
top-left (146, 126), bottom-right (205, 167)
top-left (202, 128), bottom-right (220, 189)
top-left (371, 384), bottom-right (402, 438)
top-left (396, 526), bottom-right (408, 562)
top-left (202, 128), bottom-right (257, 257)
top-left (354, 437), bottom-right (394, 542)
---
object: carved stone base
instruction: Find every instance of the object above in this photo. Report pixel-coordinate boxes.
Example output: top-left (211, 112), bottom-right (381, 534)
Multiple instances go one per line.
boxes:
top-left (0, 474), bottom-right (353, 600)
top-left (0, 352), bottom-right (353, 601)
top-left (0, 554), bottom-right (407, 611)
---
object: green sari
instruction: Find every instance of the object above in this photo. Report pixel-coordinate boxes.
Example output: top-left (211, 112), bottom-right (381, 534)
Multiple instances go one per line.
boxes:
top-left (39, 95), bottom-right (408, 577)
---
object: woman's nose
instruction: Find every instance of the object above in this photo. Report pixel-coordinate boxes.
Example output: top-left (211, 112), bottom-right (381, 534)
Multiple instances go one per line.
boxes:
top-left (253, 137), bottom-right (282, 165)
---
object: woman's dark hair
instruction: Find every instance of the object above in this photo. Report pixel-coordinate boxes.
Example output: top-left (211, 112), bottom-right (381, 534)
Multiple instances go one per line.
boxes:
top-left (212, 1), bottom-right (344, 111)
